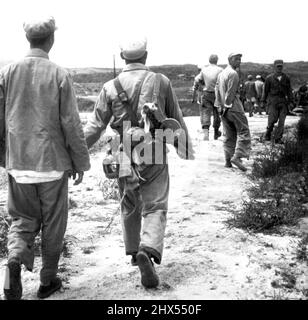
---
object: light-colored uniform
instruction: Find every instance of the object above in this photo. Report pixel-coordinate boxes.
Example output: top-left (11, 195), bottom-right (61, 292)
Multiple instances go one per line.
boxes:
top-left (255, 79), bottom-right (264, 113)
top-left (0, 48), bottom-right (90, 284)
top-left (84, 62), bottom-right (194, 264)
top-left (215, 65), bottom-right (251, 160)
top-left (243, 80), bottom-right (257, 116)
top-left (194, 64), bottom-right (223, 130)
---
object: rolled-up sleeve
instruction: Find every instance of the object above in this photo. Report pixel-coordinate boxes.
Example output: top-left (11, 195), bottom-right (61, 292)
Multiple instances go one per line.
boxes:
top-left (59, 74), bottom-right (90, 172)
top-left (84, 86), bottom-right (112, 149)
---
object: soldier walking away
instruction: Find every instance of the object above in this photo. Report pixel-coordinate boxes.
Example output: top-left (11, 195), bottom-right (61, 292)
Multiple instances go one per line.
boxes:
top-left (0, 16), bottom-right (90, 300)
top-left (192, 64), bottom-right (205, 134)
top-left (193, 55), bottom-right (223, 140)
top-left (215, 53), bottom-right (251, 171)
top-left (84, 35), bottom-right (194, 289)
top-left (255, 75), bottom-right (264, 115)
top-left (192, 64), bottom-right (204, 105)
top-left (262, 60), bottom-right (294, 144)
top-left (243, 74), bottom-right (257, 117)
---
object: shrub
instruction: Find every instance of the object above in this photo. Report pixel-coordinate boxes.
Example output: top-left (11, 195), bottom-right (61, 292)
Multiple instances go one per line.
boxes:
top-left (229, 171), bottom-right (308, 232)
top-left (251, 137), bottom-right (304, 179)
top-left (229, 121), bottom-right (308, 232)
top-left (229, 197), bottom-right (305, 232)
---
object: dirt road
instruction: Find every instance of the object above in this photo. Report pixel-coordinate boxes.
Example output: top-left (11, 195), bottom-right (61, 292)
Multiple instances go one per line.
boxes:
top-left (0, 114), bottom-right (307, 300)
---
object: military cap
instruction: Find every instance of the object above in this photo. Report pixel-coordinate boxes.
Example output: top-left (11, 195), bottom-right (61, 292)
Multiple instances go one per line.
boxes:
top-left (256, 75), bottom-right (261, 79)
top-left (23, 16), bottom-right (57, 39)
top-left (120, 36), bottom-right (147, 60)
top-left (274, 59), bottom-right (284, 66)
top-left (247, 74), bottom-right (253, 80)
top-left (228, 52), bottom-right (242, 59)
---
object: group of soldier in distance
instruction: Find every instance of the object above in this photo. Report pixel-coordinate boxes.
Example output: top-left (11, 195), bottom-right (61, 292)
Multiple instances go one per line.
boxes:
top-left (193, 55), bottom-right (307, 170)
top-left (0, 16), bottom-right (306, 300)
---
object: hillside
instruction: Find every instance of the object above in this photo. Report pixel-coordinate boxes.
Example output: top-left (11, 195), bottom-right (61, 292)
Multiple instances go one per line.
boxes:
top-left (69, 61), bottom-right (308, 88)
top-left (71, 61), bottom-right (308, 116)
top-left (1, 59), bottom-right (307, 116)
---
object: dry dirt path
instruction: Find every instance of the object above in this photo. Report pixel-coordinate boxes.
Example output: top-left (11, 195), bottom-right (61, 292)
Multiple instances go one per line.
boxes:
top-left (0, 114), bottom-right (307, 300)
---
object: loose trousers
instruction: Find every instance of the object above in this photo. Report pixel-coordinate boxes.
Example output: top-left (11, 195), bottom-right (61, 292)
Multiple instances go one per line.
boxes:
top-left (221, 110), bottom-right (251, 160)
top-left (266, 101), bottom-right (288, 140)
top-left (7, 173), bottom-right (68, 285)
top-left (200, 92), bottom-right (221, 130)
top-left (118, 164), bottom-right (169, 264)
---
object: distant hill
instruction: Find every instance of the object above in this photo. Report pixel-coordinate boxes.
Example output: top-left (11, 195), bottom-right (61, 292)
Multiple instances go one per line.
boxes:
top-left (69, 61), bottom-right (308, 89)
top-left (70, 61), bottom-right (308, 116)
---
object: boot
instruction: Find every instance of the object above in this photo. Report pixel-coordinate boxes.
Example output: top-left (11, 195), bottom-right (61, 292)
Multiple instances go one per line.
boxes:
top-left (3, 259), bottom-right (22, 300)
top-left (214, 129), bottom-right (222, 140)
top-left (264, 128), bottom-right (272, 141)
top-left (37, 277), bottom-right (62, 299)
top-left (202, 128), bottom-right (209, 141)
top-left (136, 250), bottom-right (159, 288)
top-left (225, 158), bottom-right (232, 168)
top-left (230, 156), bottom-right (247, 172)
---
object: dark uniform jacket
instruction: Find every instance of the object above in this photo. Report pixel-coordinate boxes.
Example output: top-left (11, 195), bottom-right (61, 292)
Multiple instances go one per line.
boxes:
top-left (262, 73), bottom-right (293, 104)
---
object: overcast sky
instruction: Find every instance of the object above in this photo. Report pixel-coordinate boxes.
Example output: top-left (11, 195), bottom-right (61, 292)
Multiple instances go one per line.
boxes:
top-left (0, 0), bottom-right (307, 68)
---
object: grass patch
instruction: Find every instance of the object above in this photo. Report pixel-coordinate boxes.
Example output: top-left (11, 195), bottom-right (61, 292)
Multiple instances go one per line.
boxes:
top-left (228, 117), bottom-right (308, 232)
top-left (251, 136), bottom-right (304, 179)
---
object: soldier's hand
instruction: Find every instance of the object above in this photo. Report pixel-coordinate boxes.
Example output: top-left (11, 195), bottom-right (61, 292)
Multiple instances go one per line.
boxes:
top-left (68, 169), bottom-right (84, 185)
top-left (73, 171), bottom-right (84, 185)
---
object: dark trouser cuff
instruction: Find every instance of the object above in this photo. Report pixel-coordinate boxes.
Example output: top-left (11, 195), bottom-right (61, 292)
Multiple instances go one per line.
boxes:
top-left (202, 125), bottom-right (209, 129)
top-left (126, 251), bottom-right (138, 256)
top-left (139, 246), bottom-right (161, 265)
top-left (8, 256), bottom-right (32, 270)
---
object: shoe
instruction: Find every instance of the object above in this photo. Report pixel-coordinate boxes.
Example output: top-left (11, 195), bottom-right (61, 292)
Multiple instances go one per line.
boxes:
top-left (275, 138), bottom-right (284, 144)
top-left (230, 157), bottom-right (247, 172)
top-left (214, 130), bottom-right (222, 140)
top-left (3, 260), bottom-right (22, 300)
top-left (225, 159), bottom-right (232, 168)
top-left (202, 129), bottom-right (209, 141)
top-left (37, 277), bottom-right (62, 299)
top-left (136, 250), bottom-right (159, 288)
top-left (131, 254), bottom-right (138, 267)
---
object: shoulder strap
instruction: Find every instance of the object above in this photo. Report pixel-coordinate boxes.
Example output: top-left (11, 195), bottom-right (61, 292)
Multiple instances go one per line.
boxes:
top-left (114, 72), bottom-right (148, 126)
top-left (152, 73), bottom-right (162, 105)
